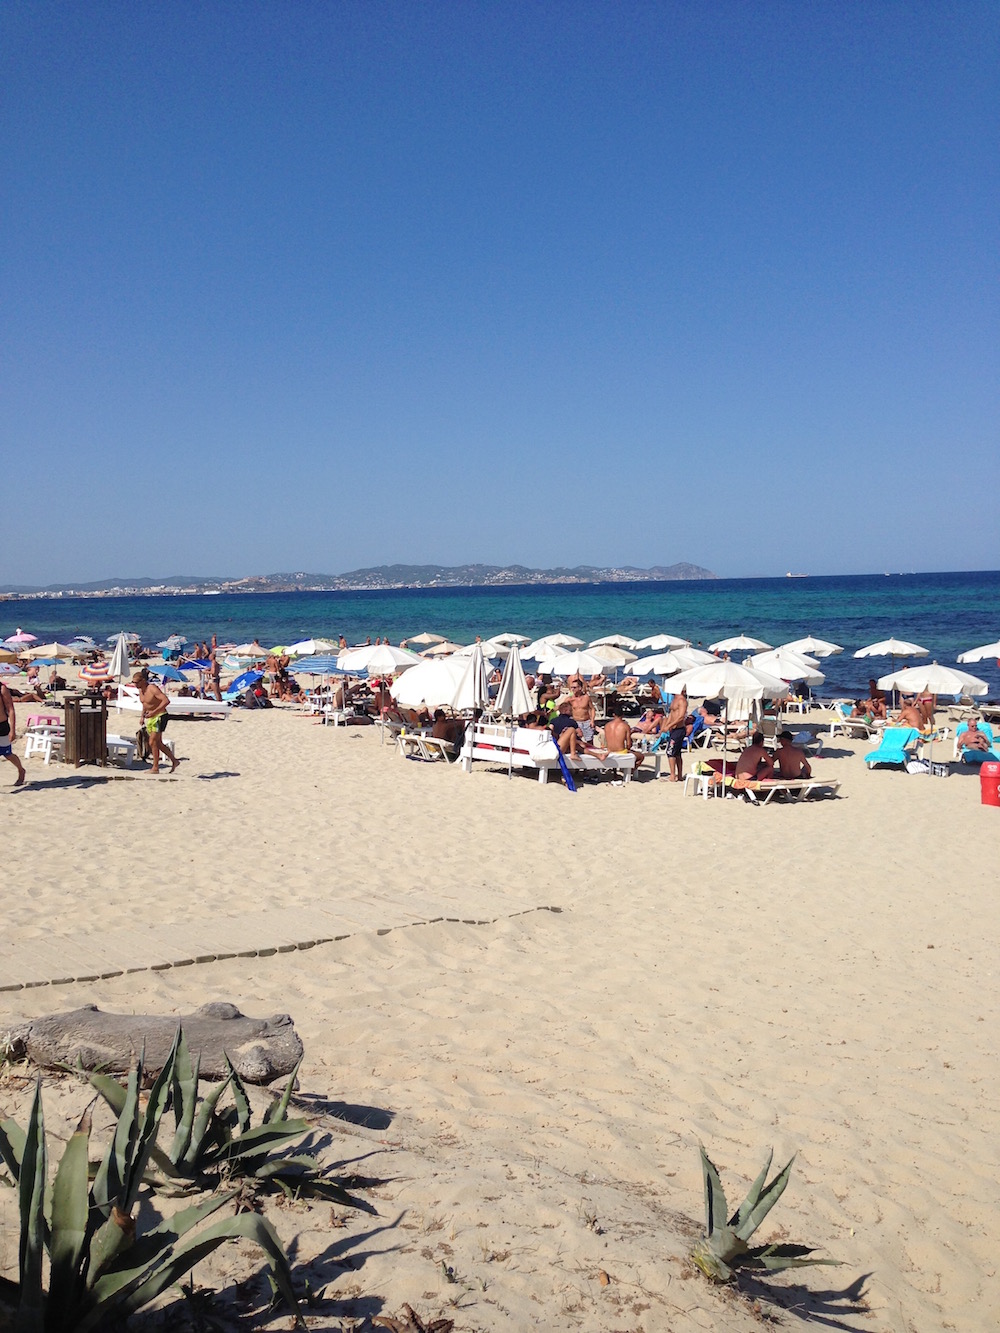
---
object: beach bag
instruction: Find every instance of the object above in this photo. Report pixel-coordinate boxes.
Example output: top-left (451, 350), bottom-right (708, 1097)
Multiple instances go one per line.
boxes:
top-left (135, 726), bottom-right (151, 762)
top-left (906, 759), bottom-right (929, 775)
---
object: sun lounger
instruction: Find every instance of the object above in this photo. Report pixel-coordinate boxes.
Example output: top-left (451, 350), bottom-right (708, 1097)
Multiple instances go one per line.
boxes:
top-left (864, 726), bottom-right (921, 768)
top-left (828, 705), bottom-right (881, 739)
top-left (396, 732), bottom-right (461, 763)
top-left (750, 778), bottom-right (841, 804)
top-left (115, 686), bottom-right (230, 718)
top-left (461, 722), bottom-right (638, 783)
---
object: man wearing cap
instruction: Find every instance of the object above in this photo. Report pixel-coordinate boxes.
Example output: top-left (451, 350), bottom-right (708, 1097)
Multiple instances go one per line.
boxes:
top-left (772, 730), bottom-right (812, 780)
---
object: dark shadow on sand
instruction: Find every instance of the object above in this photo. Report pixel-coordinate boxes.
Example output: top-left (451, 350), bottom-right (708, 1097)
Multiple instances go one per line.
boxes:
top-left (738, 1270), bottom-right (873, 1331)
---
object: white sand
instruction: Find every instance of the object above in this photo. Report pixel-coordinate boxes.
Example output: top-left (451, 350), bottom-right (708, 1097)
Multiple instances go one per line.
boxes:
top-left (1, 701), bottom-right (997, 1330)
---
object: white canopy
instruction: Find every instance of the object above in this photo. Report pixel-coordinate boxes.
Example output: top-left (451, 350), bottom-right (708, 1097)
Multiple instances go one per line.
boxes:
top-left (748, 649), bottom-right (825, 686)
top-left (590, 634), bottom-right (638, 649)
top-left (877, 662), bottom-right (988, 697)
top-left (957, 640), bottom-right (1000, 663)
top-left (390, 657), bottom-right (467, 709)
top-left (667, 659), bottom-right (790, 702)
top-left (854, 638), bottom-right (928, 659)
top-left (633, 633), bottom-right (690, 650)
top-left (780, 636), bottom-right (844, 657)
top-left (536, 649), bottom-right (608, 677)
top-left (708, 634), bottom-right (773, 653)
top-left (339, 644), bottom-right (421, 673)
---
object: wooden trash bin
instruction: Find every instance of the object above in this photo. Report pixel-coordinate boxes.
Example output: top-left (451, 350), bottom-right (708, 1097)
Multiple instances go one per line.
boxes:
top-left (63, 692), bottom-right (108, 767)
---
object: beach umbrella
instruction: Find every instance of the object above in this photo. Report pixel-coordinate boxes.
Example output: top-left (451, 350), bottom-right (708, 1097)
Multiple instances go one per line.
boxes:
top-left (780, 636), bottom-right (844, 658)
top-left (405, 632), bottom-right (447, 646)
top-left (545, 633), bottom-right (584, 647)
top-left (957, 640), bottom-right (1000, 664)
top-left (708, 634), bottom-right (772, 653)
top-left (69, 635), bottom-right (96, 648)
top-left (4, 629), bottom-right (37, 648)
top-left (489, 632), bottom-right (529, 645)
top-left (79, 662), bottom-right (113, 684)
top-left (633, 648), bottom-right (715, 677)
top-left (878, 662), bottom-right (988, 770)
top-left (286, 638), bottom-right (337, 657)
top-left (667, 660), bottom-right (789, 787)
top-left (748, 649), bottom-right (825, 688)
top-left (292, 655), bottom-right (346, 675)
top-left (26, 642), bottom-right (76, 660)
top-left (421, 641), bottom-right (466, 657)
top-left (107, 632), bottom-right (140, 645)
top-left (234, 641), bottom-right (266, 656)
top-left (633, 633), bottom-right (690, 650)
top-left (854, 638), bottom-right (928, 666)
top-left (339, 644), bottom-right (420, 673)
top-left (149, 663), bottom-right (192, 683)
top-left (157, 635), bottom-right (188, 650)
top-left (854, 638), bottom-right (929, 703)
top-left (587, 645), bottom-right (637, 667)
top-left (227, 669), bottom-right (264, 695)
top-left (537, 649), bottom-right (608, 677)
top-left (877, 662), bottom-right (987, 698)
top-left (0, 649), bottom-right (18, 664)
top-left (107, 632), bottom-right (134, 682)
top-left (590, 634), bottom-right (638, 649)
top-left (391, 657), bottom-right (467, 710)
top-left (0, 663), bottom-right (20, 675)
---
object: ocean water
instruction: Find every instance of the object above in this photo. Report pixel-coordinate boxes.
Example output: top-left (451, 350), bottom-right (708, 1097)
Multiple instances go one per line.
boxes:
top-left (5, 570), bottom-right (999, 697)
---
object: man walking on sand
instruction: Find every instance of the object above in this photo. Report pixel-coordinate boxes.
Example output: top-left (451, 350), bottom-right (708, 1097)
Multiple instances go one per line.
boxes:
top-left (133, 669), bottom-right (178, 774)
top-left (0, 679), bottom-right (26, 786)
top-left (663, 685), bottom-right (689, 782)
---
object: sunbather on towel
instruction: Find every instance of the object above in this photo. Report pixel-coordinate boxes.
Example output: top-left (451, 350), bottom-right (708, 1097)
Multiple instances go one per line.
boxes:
top-left (894, 699), bottom-right (925, 730)
top-left (771, 731), bottom-right (812, 780)
top-left (957, 717), bottom-right (994, 764)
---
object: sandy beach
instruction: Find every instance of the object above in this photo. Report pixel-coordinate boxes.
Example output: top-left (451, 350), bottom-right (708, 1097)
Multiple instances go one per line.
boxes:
top-left (1, 700), bottom-right (998, 1331)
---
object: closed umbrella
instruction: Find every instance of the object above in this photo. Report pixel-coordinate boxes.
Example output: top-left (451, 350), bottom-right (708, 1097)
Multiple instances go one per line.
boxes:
top-left (493, 646), bottom-right (535, 779)
top-left (107, 632), bottom-right (133, 682)
top-left (452, 641), bottom-right (490, 713)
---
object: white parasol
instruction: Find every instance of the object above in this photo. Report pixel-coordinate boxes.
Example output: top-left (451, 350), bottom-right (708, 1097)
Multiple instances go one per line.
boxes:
top-left (590, 634), bottom-right (638, 649)
top-left (708, 634), bottom-right (773, 653)
top-left (780, 636), bottom-right (844, 658)
top-left (667, 659), bottom-right (790, 788)
top-left (390, 657), bottom-right (467, 709)
top-left (493, 645), bottom-right (535, 779)
top-left (957, 640), bottom-right (1000, 664)
top-left (633, 633), bottom-right (690, 650)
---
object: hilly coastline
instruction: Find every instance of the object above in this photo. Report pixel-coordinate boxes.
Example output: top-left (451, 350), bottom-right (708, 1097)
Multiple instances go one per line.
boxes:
top-left (1, 562), bottom-right (716, 598)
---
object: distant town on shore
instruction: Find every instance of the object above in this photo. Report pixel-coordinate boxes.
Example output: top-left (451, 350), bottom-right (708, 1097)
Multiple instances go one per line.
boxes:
top-left (1, 562), bottom-right (716, 599)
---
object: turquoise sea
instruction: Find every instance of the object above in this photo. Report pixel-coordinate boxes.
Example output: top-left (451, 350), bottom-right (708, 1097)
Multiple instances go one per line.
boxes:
top-left (5, 570), bottom-right (999, 697)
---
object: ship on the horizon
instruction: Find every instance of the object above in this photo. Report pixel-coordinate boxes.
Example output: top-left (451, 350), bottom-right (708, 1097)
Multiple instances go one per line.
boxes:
top-left (785, 571), bottom-right (808, 578)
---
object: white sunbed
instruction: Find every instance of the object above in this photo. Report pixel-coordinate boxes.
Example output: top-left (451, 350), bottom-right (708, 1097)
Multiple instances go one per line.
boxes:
top-left (114, 686), bottom-right (230, 718)
top-left (461, 722), bottom-right (638, 783)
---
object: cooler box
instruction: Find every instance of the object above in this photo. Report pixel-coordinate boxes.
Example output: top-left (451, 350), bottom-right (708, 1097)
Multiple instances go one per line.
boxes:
top-left (980, 761), bottom-right (1000, 807)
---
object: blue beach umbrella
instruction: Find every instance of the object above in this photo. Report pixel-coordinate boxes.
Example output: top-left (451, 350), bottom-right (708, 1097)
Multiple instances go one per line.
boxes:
top-left (149, 663), bottom-right (192, 683)
top-left (227, 669), bottom-right (264, 695)
top-left (293, 655), bottom-right (355, 675)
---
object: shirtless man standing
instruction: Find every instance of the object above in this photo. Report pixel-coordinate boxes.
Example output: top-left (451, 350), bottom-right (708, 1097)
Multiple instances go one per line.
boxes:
top-left (0, 680), bottom-right (26, 786)
top-left (663, 686), bottom-right (689, 782)
top-left (568, 681), bottom-right (596, 743)
top-left (133, 670), bottom-right (178, 774)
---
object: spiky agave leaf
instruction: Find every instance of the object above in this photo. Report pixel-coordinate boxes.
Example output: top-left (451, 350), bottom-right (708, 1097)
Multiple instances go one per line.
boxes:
top-left (46, 1102), bottom-right (94, 1327)
top-left (17, 1080), bottom-right (47, 1332)
top-left (226, 1056), bottom-right (252, 1135)
top-left (263, 1058), bottom-right (301, 1126)
top-left (92, 1212), bottom-right (305, 1330)
top-left (733, 1154), bottom-right (794, 1242)
top-left (690, 1147), bottom-right (838, 1284)
top-left (0, 1117), bottom-right (26, 1183)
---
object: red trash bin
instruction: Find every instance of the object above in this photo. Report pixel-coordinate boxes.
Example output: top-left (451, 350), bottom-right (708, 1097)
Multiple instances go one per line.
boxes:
top-left (980, 761), bottom-right (1000, 807)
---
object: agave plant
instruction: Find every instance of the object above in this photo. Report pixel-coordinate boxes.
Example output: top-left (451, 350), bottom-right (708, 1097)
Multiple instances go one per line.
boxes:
top-left (690, 1145), bottom-right (839, 1283)
top-left (90, 1028), bottom-right (374, 1211)
top-left (0, 1036), bottom-right (303, 1332)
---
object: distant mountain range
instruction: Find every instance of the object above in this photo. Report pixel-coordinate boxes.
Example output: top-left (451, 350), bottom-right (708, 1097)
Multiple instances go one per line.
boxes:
top-left (1, 562), bottom-right (716, 597)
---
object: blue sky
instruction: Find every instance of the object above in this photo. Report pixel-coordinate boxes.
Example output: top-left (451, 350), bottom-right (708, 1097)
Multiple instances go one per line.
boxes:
top-left (2, 1), bottom-right (996, 584)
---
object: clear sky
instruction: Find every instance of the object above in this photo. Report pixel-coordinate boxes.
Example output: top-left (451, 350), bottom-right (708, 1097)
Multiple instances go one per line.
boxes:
top-left (2, 1), bottom-right (996, 585)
